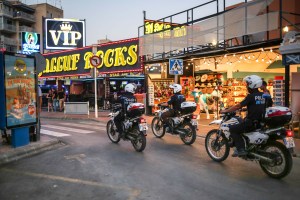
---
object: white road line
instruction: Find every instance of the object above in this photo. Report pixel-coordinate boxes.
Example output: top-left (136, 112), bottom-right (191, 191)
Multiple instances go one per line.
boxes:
top-left (42, 125), bottom-right (94, 134)
top-left (40, 129), bottom-right (70, 137)
top-left (59, 122), bottom-right (106, 130)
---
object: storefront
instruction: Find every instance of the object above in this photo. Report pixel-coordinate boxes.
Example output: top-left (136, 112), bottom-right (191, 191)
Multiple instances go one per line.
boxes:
top-left (139, 0), bottom-right (300, 116)
top-left (37, 38), bottom-right (146, 109)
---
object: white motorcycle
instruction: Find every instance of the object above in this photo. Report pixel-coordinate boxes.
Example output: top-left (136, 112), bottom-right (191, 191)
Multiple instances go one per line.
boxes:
top-left (205, 106), bottom-right (295, 179)
top-left (151, 101), bottom-right (198, 145)
top-left (106, 103), bottom-right (148, 152)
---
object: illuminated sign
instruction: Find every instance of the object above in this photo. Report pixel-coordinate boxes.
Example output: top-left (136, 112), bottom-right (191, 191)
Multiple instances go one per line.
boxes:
top-left (39, 39), bottom-right (140, 77)
top-left (21, 32), bottom-right (40, 53)
top-left (144, 19), bottom-right (187, 38)
top-left (44, 18), bottom-right (86, 50)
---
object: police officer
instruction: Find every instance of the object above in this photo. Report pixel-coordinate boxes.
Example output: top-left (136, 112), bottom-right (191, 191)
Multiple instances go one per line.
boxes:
top-left (114, 83), bottom-right (137, 137)
top-left (161, 84), bottom-right (186, 131)
top-left (220, 75), bottom-right (265, 157)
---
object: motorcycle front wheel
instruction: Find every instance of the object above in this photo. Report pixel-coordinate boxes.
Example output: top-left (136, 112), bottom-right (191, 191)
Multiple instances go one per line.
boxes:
top-left (151, 116), bottom-right (165, 138)
top-left (131, 128), bottom-right (146, 152)
top-left (259, 141), bottom-right (293, 179)
top-left (205, 129), bottom-right (230, 162)
top-left (106, 120), bottom-right (121, 143)
top-left (180, 122), bottom-right (197, 145)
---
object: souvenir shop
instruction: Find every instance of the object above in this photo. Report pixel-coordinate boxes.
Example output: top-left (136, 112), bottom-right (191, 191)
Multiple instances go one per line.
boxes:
top-left (38, 38), bottom-right (146, 108)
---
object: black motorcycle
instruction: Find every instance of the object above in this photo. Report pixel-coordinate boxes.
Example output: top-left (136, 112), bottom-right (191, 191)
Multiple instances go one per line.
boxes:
top-left (106, 103), bottom-right (148, 152)
top-left (151, 101), bottom-right (198, 145)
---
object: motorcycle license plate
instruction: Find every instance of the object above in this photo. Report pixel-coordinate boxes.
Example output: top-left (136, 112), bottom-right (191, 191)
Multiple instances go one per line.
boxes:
top-left (283, 137), bottom-right (295, 148)
top-left (139, 123), bottom-right (148, 131)
top-left (192, 119), bottom-right (198, 126)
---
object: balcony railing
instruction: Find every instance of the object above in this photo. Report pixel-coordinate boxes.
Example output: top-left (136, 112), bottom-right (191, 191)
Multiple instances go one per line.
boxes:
top-left (19, 26), bottom-right (35, 32)
top-left (0, 36), bottom-right (16, 46)
top-left (0, 23), bottom-right (17, 32)
top-left (0, 9), bottom-right (14, 17)
top-left (14, 11), bottom-right (35, 22)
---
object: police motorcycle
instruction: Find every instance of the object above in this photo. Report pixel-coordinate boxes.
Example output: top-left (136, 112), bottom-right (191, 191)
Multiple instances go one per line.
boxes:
top-left (106, 103), bottom-right (148, 152)
top-left (205, 97), bottom-right (295, 179)
top-left (151, 101), bottom-right (198, 145)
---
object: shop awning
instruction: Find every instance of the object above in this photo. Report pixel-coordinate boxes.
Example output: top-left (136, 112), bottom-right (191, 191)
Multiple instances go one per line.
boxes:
top-left (267, 60), bottom-right (284, 69)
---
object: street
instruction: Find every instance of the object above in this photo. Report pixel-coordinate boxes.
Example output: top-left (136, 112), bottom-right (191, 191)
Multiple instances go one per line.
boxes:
top-left (0, 118), bottom-right (299, 200)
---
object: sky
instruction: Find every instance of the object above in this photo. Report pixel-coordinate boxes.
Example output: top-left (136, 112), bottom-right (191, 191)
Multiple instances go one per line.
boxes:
top-left (59, 0), bottom-right (244, 45)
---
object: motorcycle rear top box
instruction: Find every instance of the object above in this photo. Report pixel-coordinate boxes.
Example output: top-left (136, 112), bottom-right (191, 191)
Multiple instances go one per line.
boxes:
top-left (127, 103), bottom-right (145, 118)
top-left (265, 106), bottom-right (292, 128)
top-left (180, 101), bottom-right (197, 115)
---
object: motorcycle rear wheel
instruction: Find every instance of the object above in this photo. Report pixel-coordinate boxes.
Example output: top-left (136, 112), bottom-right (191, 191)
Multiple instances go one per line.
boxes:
top-left (131, 128), bottom-right (146, 152)
top-left (180, 122), bottom-right (197, 145)
top-left (205, 129), bottom-right (230, 162)
top-left (106, 120), bottom-right (121, 143)
top-left (151, 116), bottom-right (165, 138)
top-left (259, 141), bottom-right (293, 179)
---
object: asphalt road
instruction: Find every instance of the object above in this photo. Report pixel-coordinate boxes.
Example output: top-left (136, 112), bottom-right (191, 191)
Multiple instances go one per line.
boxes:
top-left (0, 118), bottom-right (299, 200)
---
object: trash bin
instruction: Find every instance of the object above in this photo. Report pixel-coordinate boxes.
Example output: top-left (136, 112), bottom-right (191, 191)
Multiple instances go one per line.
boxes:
top-left (11, 127), bottom-right (29, 148)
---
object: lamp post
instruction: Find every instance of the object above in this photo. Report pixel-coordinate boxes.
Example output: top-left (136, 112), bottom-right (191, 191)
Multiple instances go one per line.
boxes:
top-left (92, 45), bottom-right (98, 118)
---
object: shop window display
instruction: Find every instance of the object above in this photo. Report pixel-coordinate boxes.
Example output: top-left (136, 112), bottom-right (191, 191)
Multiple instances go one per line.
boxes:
top-left (151, 79), bottom-right (174, 113)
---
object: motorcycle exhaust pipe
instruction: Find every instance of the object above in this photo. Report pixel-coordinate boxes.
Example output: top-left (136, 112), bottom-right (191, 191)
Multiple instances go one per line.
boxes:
top-left (249, 152), bottom-right (273, 163)
top-left (173, 128), bottom-right (186, 135)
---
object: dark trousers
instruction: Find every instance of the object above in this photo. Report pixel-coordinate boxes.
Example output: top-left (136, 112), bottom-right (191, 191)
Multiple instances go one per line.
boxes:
top-left (161, 109), bottom-right (175, 125)
top-left (114, 112), bottom-right (125, 133)
top-left (229, 119), bottom-right (255, 150)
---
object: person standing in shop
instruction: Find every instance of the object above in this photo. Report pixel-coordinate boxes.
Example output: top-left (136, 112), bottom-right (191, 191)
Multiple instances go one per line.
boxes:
top-left (58, 88), bottom-right (66, 112)
top-left (52, 88), bottom-right (58, 112)
top-left (46, 89), bottom-right (53, 112)
top-left (260, 81), bottom-right (273, 107)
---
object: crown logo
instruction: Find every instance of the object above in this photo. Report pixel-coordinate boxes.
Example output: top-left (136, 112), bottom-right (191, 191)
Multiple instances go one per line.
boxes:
top-left (60, 23), bottom-right (72, 31)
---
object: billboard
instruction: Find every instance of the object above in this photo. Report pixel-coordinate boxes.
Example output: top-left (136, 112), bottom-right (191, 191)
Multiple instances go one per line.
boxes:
top-left (21, 32), bottom-right (40, 53)
top-left (39, 38), bottom-right (140, 78)
top-left (44, 18), bottom-right (86, 50)
top-left (1, 53), bottom-right (37, 129)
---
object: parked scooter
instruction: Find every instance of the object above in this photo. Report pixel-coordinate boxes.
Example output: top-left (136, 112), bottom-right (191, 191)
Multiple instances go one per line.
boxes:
top-left (151, 101), bottom-right (198, 145)
top-left (106, 103), bottom-right (148, 152)
top-left (205, 105), bottom-right (295, 179)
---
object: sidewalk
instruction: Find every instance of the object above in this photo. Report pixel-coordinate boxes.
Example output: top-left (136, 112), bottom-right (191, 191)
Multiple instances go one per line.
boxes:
top-left (0, 111), bottom-right (299, 166)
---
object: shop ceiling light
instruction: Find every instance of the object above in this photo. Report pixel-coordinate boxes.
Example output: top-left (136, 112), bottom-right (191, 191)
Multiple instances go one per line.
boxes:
top-left (283, 26), bottom-right (289, 32)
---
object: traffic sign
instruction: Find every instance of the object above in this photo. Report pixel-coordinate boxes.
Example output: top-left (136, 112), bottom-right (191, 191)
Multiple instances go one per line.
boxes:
top-left (90, 55), bottom-right (101, 67)
top-left (169, 59), bottom-right (183, 75)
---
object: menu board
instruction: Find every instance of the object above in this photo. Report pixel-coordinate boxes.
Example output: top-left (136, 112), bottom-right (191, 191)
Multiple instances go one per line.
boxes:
top-left (4, 53), bottom-right (37, 128)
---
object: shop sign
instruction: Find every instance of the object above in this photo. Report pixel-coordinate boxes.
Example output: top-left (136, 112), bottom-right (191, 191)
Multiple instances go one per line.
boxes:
top-left (21, 32), bottom-right (40, 53)
top-left (282, 54), bottom-right (300, 65)
top-left (44, 18), bottom-right (86, 50)
top-left (39, 39), bottom-right (140, 77)
top-left (144, 19), bottom-right (186, 38)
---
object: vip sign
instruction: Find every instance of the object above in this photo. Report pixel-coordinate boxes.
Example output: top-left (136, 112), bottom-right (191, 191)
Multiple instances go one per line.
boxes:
top-left (45, 18), bottom-right (86, 50)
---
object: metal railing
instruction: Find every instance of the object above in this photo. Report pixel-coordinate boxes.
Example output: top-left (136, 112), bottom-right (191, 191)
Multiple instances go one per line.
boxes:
top-left (0, 23), bottom-right (17, 32)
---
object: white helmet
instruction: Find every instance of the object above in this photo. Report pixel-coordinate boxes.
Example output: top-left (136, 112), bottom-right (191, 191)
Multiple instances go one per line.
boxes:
top-left (169, 84), bottom-right (182, 93)
top-left (243, 75), bottom-right (262, 89)
top-left (124, 83), bottom-right (136, 94)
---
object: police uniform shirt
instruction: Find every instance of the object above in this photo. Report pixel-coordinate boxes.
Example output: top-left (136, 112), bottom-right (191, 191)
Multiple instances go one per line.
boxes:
top-left (168, 93), bottom-right (186, 111)
top-left (240, 92), bottom-right (265, 120)
top-left (117, 92), bottom-right (137, 113)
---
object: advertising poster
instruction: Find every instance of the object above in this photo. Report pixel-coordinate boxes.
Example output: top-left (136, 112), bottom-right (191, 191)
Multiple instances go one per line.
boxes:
top-left (4, 53), bottom-right (37, 128)
top-left (21, 32), bottom-right (40, 53)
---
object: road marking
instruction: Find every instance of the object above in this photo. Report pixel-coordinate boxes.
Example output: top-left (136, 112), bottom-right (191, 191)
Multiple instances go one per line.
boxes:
top-left (64, 154), bottom-right (86, 164)
top-left (59, 122), bottom-right (106, 130)
top-left (1, 168), bottom-right (141, 200)
top-left (40, 129), bottom-right (70, 137)
top-left (42, 125), bottom-right (94, 134)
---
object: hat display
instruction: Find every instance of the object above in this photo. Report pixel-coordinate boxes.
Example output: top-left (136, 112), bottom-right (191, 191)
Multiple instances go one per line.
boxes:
top-left (195, 76), bottom-right (201, 81)
top-left (201, 74), bottom-right (208, 82)
top-left (200, 83), bottom-right (205, 87)
top-left (212, 82), bottom-right (217, 87)
top-left (207, 83), bottom-right (212, 87)
top-left (195, 83), bottom-right (200, 87)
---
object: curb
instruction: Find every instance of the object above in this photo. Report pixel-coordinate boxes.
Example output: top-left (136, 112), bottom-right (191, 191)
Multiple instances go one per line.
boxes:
top-left (0, 139), bottom-right (63, 166)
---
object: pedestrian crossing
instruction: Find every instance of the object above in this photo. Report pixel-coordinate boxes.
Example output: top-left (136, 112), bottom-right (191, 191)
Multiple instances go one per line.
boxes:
top-left (41, 121), bottom-right (107, 137)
